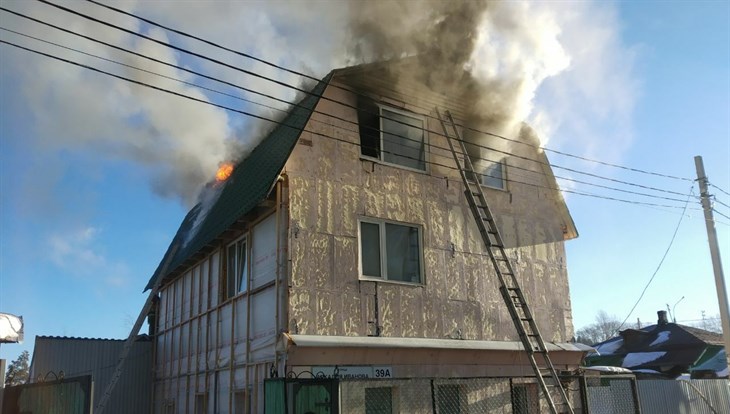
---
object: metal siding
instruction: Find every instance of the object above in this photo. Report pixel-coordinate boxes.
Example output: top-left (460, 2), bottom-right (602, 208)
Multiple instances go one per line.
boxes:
top-left (637, 379), bottom-right (730, 414)
top-left (30, 337), bottom-right (152, 414)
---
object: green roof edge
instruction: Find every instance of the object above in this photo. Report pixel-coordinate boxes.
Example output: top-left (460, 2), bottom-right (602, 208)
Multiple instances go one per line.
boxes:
top-left (144, 73), bottom-right (332, 291)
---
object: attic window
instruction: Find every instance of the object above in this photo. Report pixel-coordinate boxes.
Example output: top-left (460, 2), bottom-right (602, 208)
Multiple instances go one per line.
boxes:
top-left (358, 98), bottom-right (426, 171)
top-left (479, 160), bottom-right (506, 190)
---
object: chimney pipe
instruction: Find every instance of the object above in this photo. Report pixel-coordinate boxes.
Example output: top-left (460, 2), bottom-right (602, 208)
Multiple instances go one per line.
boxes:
top-left (657, 310), bottom-right (669, 325)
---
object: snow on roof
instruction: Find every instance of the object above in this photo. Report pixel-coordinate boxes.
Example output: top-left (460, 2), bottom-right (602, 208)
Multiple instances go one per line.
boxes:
top-left (583, 366), bottom-right (633, 374)
top-left (649, 330), bottom-right (670, 347)
top-left (622, 352), bottom-right (666, 368)
top-left (595, 338), bottom-right (624, 355)
top-left (631, 369), bottom-right (662, 375)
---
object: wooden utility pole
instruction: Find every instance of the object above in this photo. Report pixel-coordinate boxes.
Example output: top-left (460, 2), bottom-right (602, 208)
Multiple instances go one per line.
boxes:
top-left (694, 155), bottom-right (730, 366)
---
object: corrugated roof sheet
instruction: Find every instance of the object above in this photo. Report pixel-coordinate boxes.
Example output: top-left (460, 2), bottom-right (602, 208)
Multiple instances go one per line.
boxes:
top-left (145, 74), bottom-right (331, 291)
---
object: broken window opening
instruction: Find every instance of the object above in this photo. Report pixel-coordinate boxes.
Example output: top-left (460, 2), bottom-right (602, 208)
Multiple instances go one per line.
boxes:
top-left (357, 98), bottom-right (426, 171)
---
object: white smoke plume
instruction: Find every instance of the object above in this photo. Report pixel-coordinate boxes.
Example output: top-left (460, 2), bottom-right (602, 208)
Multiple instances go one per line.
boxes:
top-left (1, 0), bottom-right (636, 207)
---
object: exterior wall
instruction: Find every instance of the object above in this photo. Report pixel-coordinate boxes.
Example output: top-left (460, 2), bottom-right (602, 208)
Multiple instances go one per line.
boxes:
top-left (28, 336), bottom-right (151, 414)
top-left (153, 211), bottom-right (282, 414)
top-left (284, 79), bottom-right (575, 346)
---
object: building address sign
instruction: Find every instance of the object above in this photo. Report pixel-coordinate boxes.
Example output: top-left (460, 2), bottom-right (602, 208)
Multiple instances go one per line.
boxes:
top-left (312, 365), bottom-right (394, 379)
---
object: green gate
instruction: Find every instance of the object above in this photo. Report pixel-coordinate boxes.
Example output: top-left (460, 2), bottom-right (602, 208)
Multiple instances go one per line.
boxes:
top-left (265, 377), bottom-right (339, 414)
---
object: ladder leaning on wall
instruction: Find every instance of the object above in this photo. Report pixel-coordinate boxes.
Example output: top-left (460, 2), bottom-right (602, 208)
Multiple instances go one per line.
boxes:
top-left (436, 108), bottom-right (575, 414)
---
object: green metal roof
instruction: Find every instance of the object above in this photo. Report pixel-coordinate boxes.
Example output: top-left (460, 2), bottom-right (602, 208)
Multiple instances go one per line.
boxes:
top-left (144, 74), bottom-right (331, 291)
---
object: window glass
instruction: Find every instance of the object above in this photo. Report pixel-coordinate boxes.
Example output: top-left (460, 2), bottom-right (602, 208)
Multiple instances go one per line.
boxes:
top-left (236, 240), bottom-right (247, 293)
top-left (226, 244), bottom-right (236, 299)
top-left (361, 222), bottom-right (382, 277)
top-left (385, 223), bottom-right (421, 283)
top-left (360, 220), bottom-right (422, 284)
top-left (481, 161), bottom-right (505, 189)
top-left (382, 108), bottom-right (426, 170)
top-left (225, 237), bottom-right (247, 300)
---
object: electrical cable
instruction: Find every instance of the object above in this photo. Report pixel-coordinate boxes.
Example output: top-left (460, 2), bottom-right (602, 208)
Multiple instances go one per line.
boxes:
top-left (710, 183), bottom-right (730, 198)
top-left (0, 25), bottom-right (697, 206)
top-left (83, 0), bottom-right (695, 184)
top-left (711, 197), bottom-right (730, 211)
top-left (33, 0), bottom-right (696, 186)
top-left (614, 187), bottom-right (695, 334)
top-left (0, 38), bottom-right (702, 214)
top-left (713, 208), bottom-right (730, 222)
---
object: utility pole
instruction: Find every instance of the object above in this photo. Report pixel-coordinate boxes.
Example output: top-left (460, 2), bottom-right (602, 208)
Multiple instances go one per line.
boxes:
top-left (695, 155), bottom-right (730, 366)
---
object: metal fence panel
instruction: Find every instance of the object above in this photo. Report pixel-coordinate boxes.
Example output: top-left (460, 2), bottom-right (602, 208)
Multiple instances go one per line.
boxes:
top-left (338, 376), bottom-right (581, 414)
top-left (268, 374), bottom-right (617, 413)
top-left (637, 379), bottom-right (730, 414)
top-left (585, 376), bottom-right (638, 414)
top-left (1, 375), bottom-right (93, 414)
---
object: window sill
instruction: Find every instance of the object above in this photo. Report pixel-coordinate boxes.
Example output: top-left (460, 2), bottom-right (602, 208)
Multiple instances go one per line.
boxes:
top-left (360, 156), bottom-right (430, 176)
top-left (359, 276), bottom-right (425, 288)
top-left (480, 183), bottom-right (509, 193)
top-left (467, 178), bottom-right (509, 193)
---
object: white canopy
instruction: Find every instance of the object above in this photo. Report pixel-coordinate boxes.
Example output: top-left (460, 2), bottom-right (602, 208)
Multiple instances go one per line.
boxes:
top-left (0, 313), bottom-right (24, 343)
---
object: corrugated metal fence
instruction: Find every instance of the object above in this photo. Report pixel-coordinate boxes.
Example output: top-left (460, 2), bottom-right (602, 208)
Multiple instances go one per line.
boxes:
top-left (1, 375), bottom-right (93, 414)
top-left (637, 379), bottom-right (730, 414)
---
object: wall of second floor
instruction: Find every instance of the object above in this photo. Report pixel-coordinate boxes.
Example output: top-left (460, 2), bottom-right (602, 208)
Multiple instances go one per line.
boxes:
top-left (283, 76), bottom-right (577, 343)
top-left (153, 206), bottom-right (284, 413)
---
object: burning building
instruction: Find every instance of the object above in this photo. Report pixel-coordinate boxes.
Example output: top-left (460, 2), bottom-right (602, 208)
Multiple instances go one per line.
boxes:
top-left (145, 57), bottom-right (584, 413)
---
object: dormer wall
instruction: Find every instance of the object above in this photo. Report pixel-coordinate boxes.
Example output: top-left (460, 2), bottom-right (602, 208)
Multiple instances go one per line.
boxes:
top-left (283, 79), bottom-right (576, 342)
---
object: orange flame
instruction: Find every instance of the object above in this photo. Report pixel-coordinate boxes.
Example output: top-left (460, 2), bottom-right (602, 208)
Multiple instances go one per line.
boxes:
top-left (215, 163), bottom-right (234, 182)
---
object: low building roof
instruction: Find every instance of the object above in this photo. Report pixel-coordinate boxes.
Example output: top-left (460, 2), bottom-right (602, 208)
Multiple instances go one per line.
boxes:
top-left (587, 323), bottom-right (723, 373)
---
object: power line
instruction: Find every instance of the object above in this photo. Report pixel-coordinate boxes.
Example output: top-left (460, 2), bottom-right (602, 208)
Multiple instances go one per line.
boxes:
top-left (0, 14), bottom-right (696, 204)
top-left (710, 183), bottom-right (730, 198)
top-left (37, 0), bottom-right (695, 186)
top-left (14, 3), bottom-right (696, 200)
top-left (614, 187), bottom-right (695, 334)
top-left (0, 38), bottom-right (701, 214)
top-left (82, 0), bottom-right (694, 184)
top-left (713, 197), bottom-right (730, 211)
top-left (713, 208), bottom-right (730, 222)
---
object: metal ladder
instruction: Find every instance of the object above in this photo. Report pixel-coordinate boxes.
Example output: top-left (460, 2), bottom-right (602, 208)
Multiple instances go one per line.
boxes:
top-left (436, 109), bottom-right (574, 414)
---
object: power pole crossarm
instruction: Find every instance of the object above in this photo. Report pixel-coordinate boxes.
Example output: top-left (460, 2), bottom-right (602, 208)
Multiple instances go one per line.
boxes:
top-left (694, 155), bottom-right (730, 368)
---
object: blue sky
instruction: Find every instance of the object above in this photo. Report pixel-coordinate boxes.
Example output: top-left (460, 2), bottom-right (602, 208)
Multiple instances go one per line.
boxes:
top-left (1, 0), bottom-right (728, 365)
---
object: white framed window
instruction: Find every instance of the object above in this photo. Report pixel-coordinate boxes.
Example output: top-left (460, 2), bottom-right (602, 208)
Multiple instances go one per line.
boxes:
top-left (470, 159), bottom-right (506, 190)
top-left (359, 218), bottom-right (423, 284)
top-left (225, 235), bottom-right (248, 299)
top-left (358, 101), bottom-right (427, 171)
